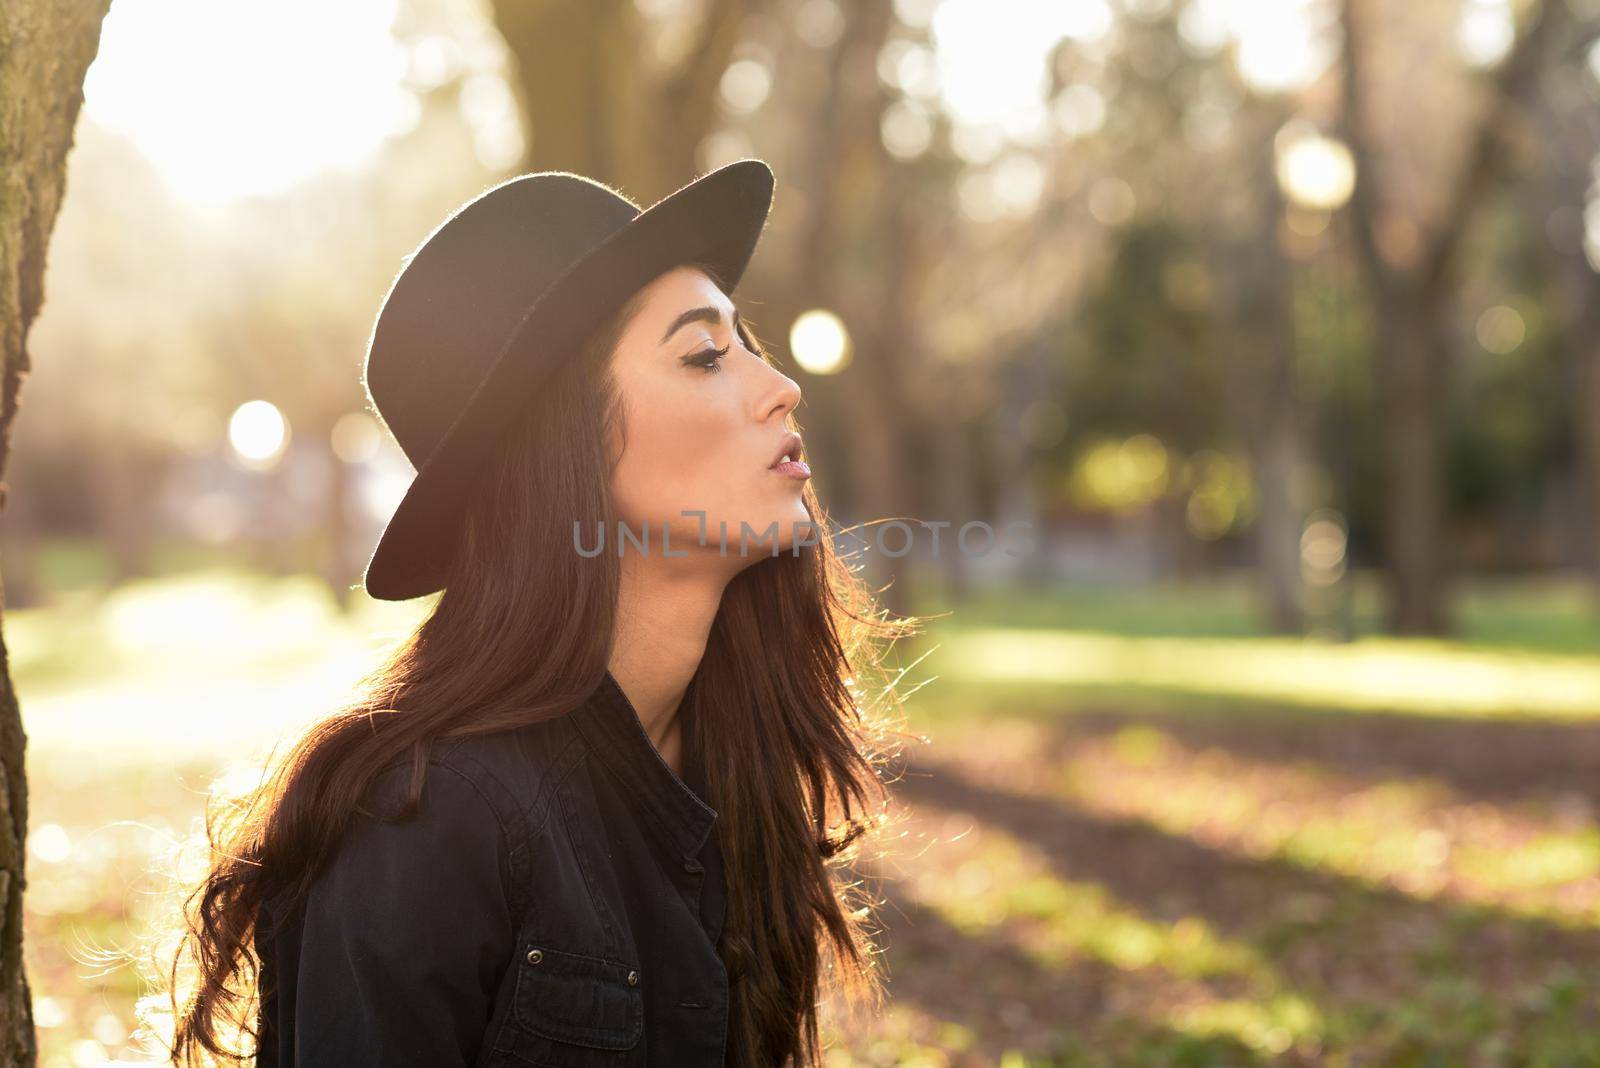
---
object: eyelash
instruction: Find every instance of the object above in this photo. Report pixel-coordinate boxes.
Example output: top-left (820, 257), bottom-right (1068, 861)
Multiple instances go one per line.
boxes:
top-left (685, 342), bottom-right (731, 374)
top-left (683, 322), bottom-right (758, 375)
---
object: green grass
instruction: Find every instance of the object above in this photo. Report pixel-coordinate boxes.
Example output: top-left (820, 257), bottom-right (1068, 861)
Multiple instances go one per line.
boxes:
top-left (889, 572), bottom-right (1600, 727)
top-left (906, 571), bottom-right (1600, 654)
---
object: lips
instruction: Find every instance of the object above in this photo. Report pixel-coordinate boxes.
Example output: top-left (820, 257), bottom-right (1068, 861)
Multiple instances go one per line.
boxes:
top-left (768, 431), bottom-right (804, 469)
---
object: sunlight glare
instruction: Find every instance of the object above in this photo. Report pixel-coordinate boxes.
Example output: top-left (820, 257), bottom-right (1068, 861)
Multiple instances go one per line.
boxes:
top-left (929, 0), bottom-right (1107, 130)
top-left (82, 0), bottom-right (414, 206)
top-left (1213, 0), bottom-right (1336, 93)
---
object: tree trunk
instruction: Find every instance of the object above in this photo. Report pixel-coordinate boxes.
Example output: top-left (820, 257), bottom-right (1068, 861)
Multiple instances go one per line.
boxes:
top-left (991, 342), bottom-right (1054, 592)
top-left (1522, 60), bottom-right (1600, 604)
top-left (490, 0), bottom-right (755, 200)
top-left (0, 3), bottom-right (115, 1062)
top-left (1372, 286), bottom-right (1454, 634)
top-left (840, 129), bottom-right (919, 621)
top-left (1337, 0), bottom-right (1563, 635)
top-left (1231, 104), bottom-right (1307, 634)
top-left (1580, 299), bottom-right (1600, 606)
top-left (783, 0), bottom-right (917, 616)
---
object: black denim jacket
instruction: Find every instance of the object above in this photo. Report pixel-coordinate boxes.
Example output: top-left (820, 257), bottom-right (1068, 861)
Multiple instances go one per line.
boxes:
top-left (255, 670), bottom-right (729, 1066)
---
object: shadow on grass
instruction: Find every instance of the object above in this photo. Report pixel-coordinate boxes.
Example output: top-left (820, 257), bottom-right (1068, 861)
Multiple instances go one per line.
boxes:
top-left (885, 753), bottom-right (1600, 1061)
top-left (913, 683), bottom-right (1600, 811)
top-left (1036, 696), bottom-right (1600, 812)
top-left (859, 868), bottom-right (1280, 1067)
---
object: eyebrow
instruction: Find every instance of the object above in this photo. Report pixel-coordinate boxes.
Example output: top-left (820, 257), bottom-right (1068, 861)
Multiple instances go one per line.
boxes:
top-left (659, 304), bottom-right (743, 346)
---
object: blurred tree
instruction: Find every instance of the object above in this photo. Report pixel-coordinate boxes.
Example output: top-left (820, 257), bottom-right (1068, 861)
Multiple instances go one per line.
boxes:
top-left (489, 0), bottom-right (761, 201)
top-left (787, 0), bottom-right (915, 617)
top-left (1221, 95), bottom-right (1309, 634)
top-left (1050, 9), bottom-right (1264, 587)
top-left (0, 2), bottom-right (114, 1061)
top-left (877, 11), bottom-right (1115, 604)
top-left (1337, 0), bottom-right (1568, 634)
top-left (1520, 17), bottom-right (1600, 603)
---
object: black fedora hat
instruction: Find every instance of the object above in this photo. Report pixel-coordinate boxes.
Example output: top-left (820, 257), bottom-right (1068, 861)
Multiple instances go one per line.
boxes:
top-left (359, 158), bottom-right (776, 601)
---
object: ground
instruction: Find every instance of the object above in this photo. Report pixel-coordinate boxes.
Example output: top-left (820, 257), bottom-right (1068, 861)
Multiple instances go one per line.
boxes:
top-left (16, 568), bottom-right (1600, 1066)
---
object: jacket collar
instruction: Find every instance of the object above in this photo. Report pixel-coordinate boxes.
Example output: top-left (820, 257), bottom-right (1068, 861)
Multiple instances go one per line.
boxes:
top-left (573, 668), bottom-right (718, 865)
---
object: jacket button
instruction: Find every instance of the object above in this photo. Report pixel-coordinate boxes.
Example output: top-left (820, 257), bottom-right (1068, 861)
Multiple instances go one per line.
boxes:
top-left (526, 948), bottom-right (543, 965)
top-left (627, 970), bottom-right (639, 986)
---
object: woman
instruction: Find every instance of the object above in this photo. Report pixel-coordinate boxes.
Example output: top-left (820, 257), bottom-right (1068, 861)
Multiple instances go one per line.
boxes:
top-left (164, 159), bottom-right (920, 1067)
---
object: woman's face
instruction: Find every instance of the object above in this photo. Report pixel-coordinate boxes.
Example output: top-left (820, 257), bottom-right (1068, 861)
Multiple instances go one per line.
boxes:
top-left (607, 265), bottom-right (810, 566)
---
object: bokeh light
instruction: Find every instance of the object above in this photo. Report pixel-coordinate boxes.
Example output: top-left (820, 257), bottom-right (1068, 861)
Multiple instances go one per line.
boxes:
top-left (789, 309), bottom-right (851, 375)
top-left (720, 57), bottom-right (772, 113)
top-left (1275, 122), bottom-right (1356, 212)
top-left (881, 99), bottom-right (935, 159)
top-left (1475, 304), bottom-right (1527, 354)
top-left (330, 411), bottom-right (383, 464)
top-left (1070, 434), bottom-right (1171, 511)
top-left (1458, 0), bottom-right (1514, 68)
top-left (1088, 177), bottom-right (1137, 225)
top-left (1230, 0), bottom-right (1336, 93)
top-left (227, 400), bottom-right (289, 470)
top-left (1301, 510), bottom-right (1349, 587)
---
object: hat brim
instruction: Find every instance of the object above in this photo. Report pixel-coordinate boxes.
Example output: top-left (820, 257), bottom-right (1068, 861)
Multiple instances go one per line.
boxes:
top-left (361, 158), bottom-right (775, 601)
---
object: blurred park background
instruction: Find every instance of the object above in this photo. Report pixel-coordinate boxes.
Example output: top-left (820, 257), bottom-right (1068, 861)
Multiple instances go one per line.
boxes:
top-left (8, 0), bottom-right (1600, 1063)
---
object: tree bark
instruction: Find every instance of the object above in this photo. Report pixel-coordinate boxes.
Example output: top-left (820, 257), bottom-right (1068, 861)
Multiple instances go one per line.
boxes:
top-left (0, 2), bottom-right (115, 1061)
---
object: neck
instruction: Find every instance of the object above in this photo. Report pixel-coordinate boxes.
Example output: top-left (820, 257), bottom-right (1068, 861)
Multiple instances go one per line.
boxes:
top-left (608, 551), bottom-right (728, 777)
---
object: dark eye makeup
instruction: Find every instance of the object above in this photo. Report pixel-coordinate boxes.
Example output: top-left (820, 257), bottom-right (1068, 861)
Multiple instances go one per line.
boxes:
top-left (681, 317), bottom-right (762, 375)
top-left (683, 342), bottom-right (731, 373)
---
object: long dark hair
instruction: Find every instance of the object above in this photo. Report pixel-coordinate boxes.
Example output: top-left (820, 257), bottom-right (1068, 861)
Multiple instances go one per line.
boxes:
top-left (158, 260), bottom-right (924, 1066)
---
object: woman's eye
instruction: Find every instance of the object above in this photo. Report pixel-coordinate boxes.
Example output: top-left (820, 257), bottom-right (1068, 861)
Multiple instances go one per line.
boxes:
top-left (684, 343), bottom-right (730, 373)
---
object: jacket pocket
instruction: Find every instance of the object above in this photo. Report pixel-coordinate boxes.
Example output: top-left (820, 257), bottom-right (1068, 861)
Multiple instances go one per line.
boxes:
top-left (509, 941), bottom-right (644, 1059)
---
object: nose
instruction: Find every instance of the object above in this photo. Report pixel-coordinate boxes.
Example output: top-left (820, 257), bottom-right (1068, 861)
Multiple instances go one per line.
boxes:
top-left (755, 361), bottom-right (803, 423)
